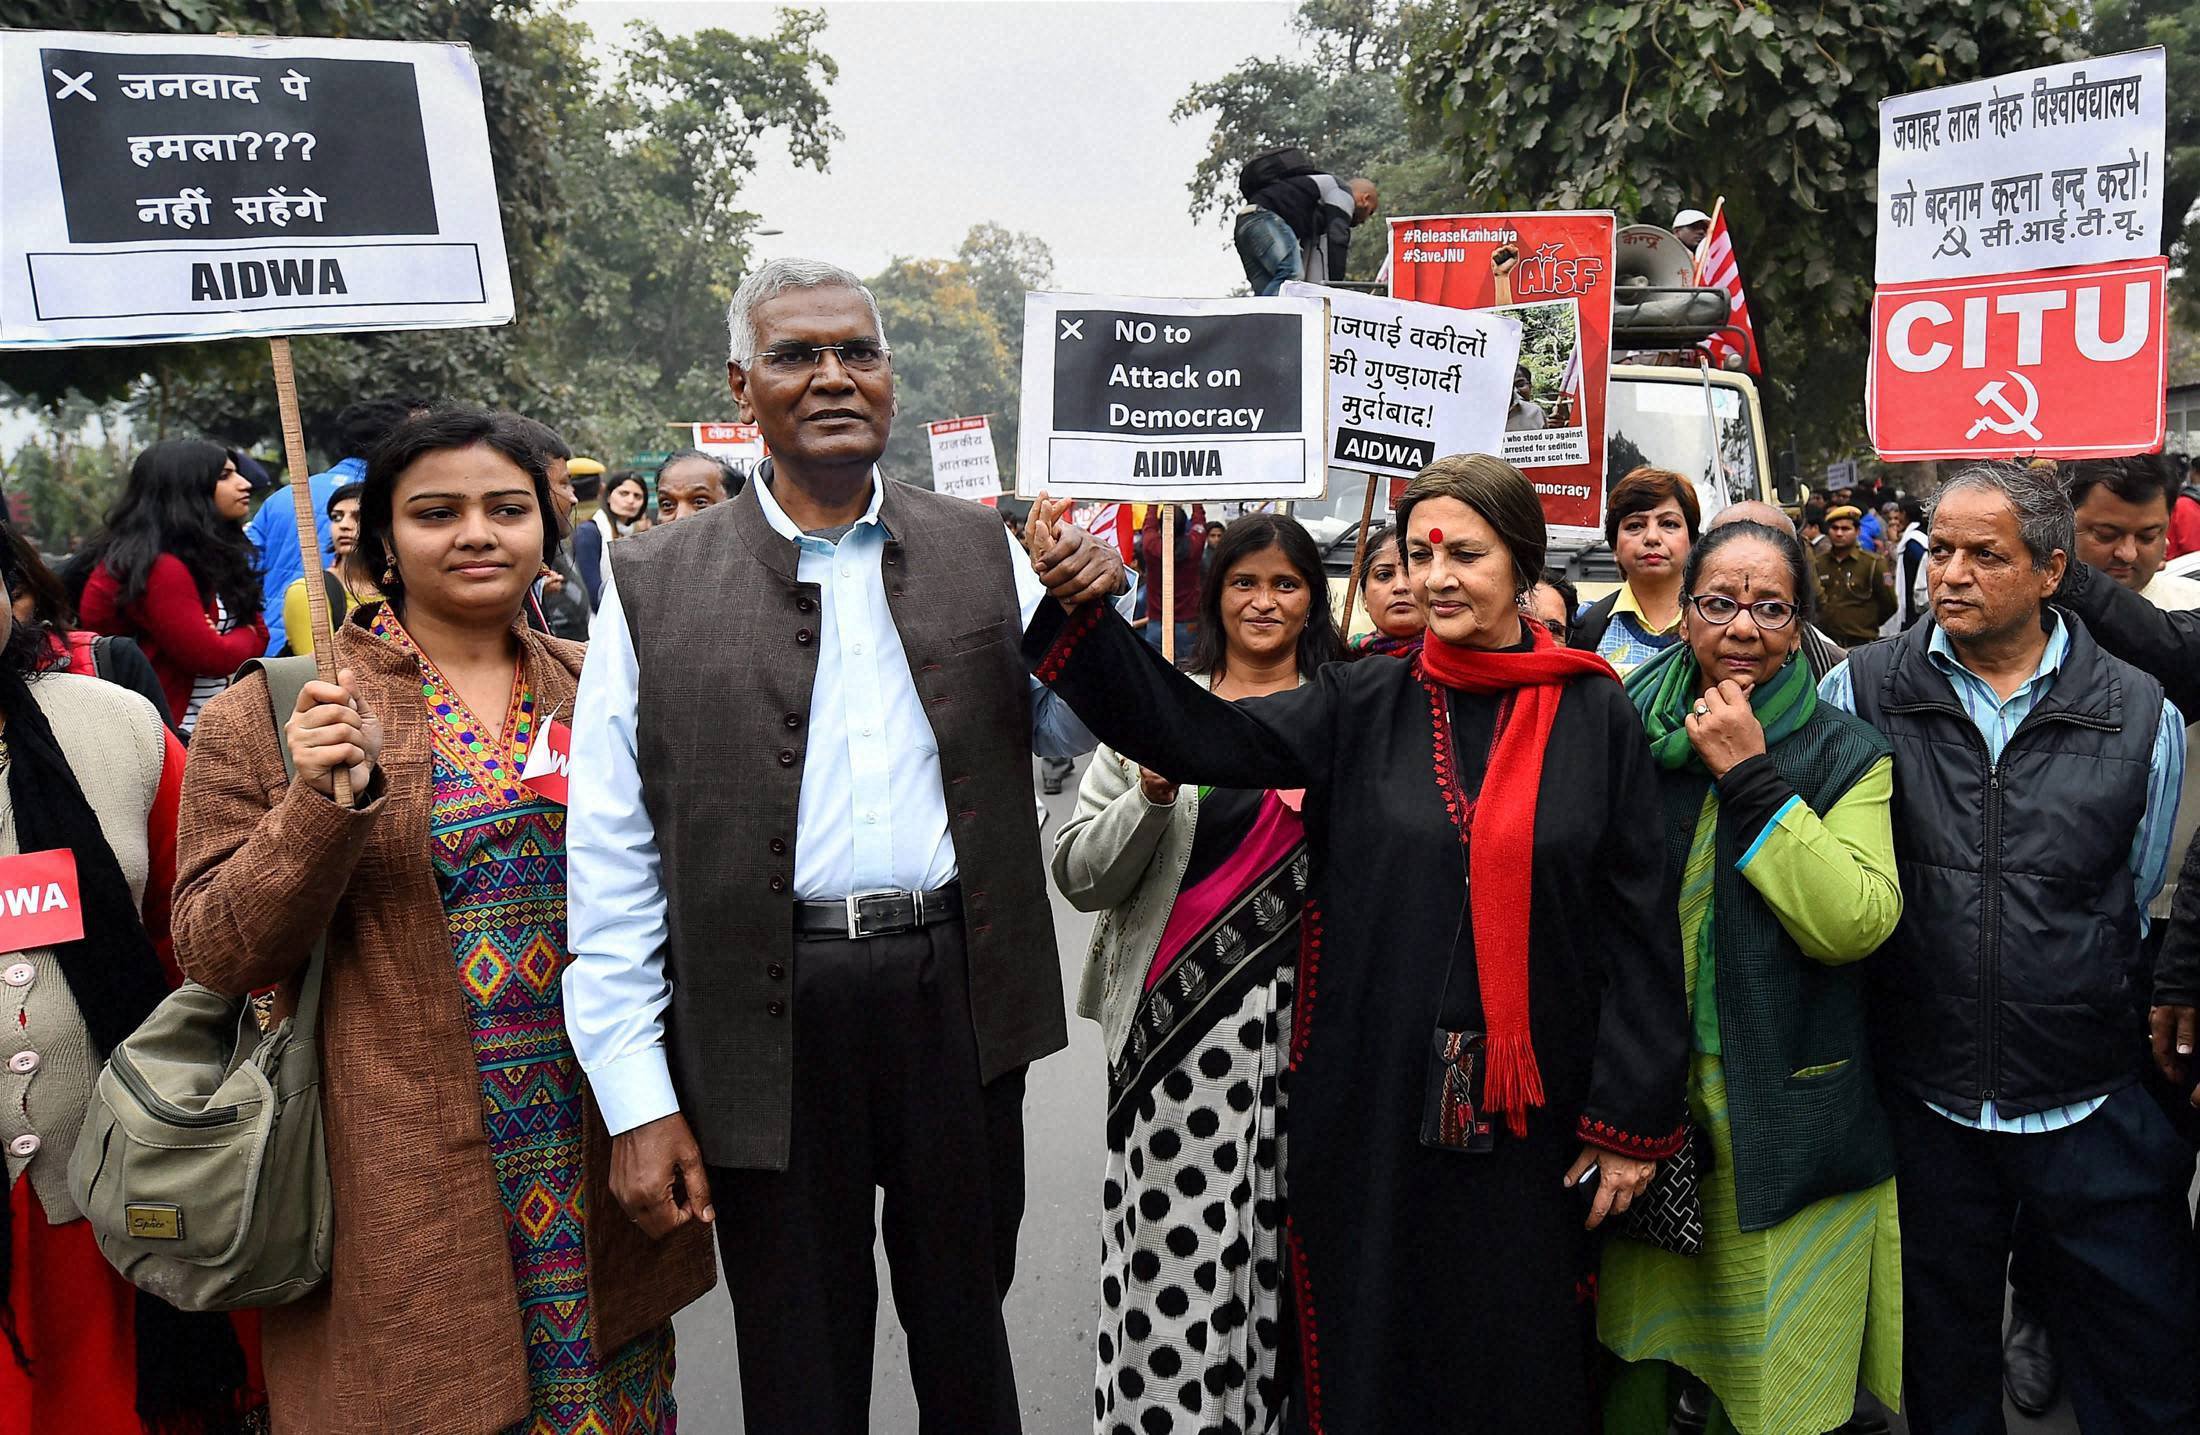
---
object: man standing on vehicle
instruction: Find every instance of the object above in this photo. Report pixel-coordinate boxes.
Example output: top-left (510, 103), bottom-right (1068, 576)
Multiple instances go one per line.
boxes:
top-left (1814, 505), bottom-right (1894, 646)
top-left (1233, 146), bottom-right (1378, 295)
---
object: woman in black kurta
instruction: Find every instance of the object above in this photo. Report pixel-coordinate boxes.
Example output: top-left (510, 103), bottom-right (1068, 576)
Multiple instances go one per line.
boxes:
top-left (1027, 458), bottom-right (1689, 1434)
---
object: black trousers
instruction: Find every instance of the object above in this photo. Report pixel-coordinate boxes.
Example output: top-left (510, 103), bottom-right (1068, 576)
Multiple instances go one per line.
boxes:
top-left (711, 919), bottom-right (1028, 1435)
top-left (1890, 1083), bottom-right (2200, 1435)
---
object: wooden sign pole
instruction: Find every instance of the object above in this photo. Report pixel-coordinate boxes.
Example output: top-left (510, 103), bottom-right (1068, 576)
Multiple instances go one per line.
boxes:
top-left (267, 337), bottom-right (351, 806)
top-left (1160, 503), bottom-right (1176, 665)
top-left (1343, 473), bottom-right (1381, 636)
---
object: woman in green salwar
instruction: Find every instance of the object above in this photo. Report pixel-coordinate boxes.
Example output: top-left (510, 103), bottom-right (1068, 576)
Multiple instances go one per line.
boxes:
top-left (1602, 520), bottom-right (1905, 1435)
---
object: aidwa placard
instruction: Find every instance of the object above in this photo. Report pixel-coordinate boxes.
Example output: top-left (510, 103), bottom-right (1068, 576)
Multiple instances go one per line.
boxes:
top-left (1388, 211), bottom-right (1616, 536)
top-left (1866, 257), bottom-right (2165, 461)
top-left (0, 29), bottom-right (513, 347)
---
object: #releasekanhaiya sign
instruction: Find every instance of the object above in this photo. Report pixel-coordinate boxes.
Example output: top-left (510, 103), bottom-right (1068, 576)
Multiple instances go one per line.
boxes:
top-left (0, 29), bottom-right (514, 347)
top-left (1387, 212), bottom-right (1615, 538)
top-left (1281, 282), bottom-right (1519, 480)
top-left (1876, 46), bottom-right (2165, 285)
top-left (1017, 292), bottom-right (1328, 502)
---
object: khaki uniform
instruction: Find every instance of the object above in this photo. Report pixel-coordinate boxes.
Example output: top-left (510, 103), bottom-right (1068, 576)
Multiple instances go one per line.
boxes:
top-left (1817, 545), bottom-right (1895, 646)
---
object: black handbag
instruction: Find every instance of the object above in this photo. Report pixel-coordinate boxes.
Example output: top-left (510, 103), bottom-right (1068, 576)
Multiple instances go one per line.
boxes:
top-left (1617, 1124), bottom-right (1708, 1257)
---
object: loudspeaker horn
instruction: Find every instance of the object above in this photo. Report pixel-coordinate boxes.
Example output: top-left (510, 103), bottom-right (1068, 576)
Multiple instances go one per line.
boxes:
top-left (1616, 225), bottom-right (1696, 289)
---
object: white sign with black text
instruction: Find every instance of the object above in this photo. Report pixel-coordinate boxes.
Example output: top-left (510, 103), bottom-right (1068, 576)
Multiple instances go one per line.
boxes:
top-left (0, 29), bottom-right (514, 347)
top-left (1281, 282), bottom-right (1518, 479)
top-left (1876, 46), bottom-right (2165, 284)
top-left (925, 415), bottom-right (1002, 502)
top-left (1017, 291), bottom-right (1329, 501)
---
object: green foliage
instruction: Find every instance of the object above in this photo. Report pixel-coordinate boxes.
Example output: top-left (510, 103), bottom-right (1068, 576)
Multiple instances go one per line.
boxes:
top-left (866, 225), bottom-right (1053, 491)
top-left (1394, 0), bottom-right (2084, 461)
top-left (0, 1), bottom-right (838, 511)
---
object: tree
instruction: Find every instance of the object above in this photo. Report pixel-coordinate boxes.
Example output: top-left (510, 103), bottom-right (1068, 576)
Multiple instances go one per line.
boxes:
top-left (1395, 0), bottom-right (2084, 462)
top-left (954, 224), bottom-right (1054, 481)
top-left (867, 257), bottom-right (1016, 488)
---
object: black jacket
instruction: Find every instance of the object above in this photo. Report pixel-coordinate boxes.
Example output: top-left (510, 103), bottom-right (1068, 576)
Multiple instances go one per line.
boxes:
top-left (1245, 173), bottom-right (1352, 280)
top-left (1848, 618), bottom-right (2165, 1116)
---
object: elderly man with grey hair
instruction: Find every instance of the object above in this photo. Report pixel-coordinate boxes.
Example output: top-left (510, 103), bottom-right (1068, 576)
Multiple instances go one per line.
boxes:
top-left (563, 256), bottom-right (1124, 1432)
top-left (1818, 460), bottom-right (2197, 1433)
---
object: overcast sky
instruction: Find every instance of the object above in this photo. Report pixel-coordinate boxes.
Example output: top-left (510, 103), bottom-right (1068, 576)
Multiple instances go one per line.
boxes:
top-left (570, 1), bottom-right (1306, 297)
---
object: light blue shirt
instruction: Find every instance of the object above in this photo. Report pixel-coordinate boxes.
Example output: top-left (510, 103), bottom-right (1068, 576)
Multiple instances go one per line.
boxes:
top-left (564, 473), bottom-right (1100, 1134)
top-left (247, 455), bottom-right (361, 655)
top-left (1818, 613), bottom-right (2186, 1134)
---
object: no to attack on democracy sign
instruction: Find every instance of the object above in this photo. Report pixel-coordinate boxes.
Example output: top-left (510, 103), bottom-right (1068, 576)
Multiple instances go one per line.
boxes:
top-left (1866, 257), bottom-right (2166, 461)
top-left (0, 30), bottom-right (514, 347)
top-left (1017, 292), bottom-right (1328, 501)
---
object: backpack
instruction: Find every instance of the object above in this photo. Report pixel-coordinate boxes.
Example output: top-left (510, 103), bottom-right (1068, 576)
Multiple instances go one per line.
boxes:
top-left (1238, 144), bottom-right (1319, 200)
top-left (68, 655), bottom-right (335, 1311)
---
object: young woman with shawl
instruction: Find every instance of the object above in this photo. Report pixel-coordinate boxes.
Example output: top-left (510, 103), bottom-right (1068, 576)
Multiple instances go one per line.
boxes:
top-left (1024, 455), bottom-right (1689, 1432)
top-left (1599, 520), bottom-right (1904, 1435)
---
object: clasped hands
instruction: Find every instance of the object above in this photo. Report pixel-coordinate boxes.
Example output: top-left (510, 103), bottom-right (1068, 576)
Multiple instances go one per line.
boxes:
top-left (1023, 493), bottom-right (1127, 610)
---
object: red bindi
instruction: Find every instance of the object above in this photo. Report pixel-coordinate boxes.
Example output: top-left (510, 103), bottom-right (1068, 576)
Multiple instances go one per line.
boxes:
top-left (1428, 527), bottom-right (1444, 543)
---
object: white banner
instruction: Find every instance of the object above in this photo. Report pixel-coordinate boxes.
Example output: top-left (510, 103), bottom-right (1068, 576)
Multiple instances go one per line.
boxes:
top-left (1, 29), bottom-right (514, 346)
top-left (925, 415), bottom-right (1001, 502)
top-left (1875, 46), bottom-right (2165, 284)
top-left (1281, 281), bottom-right (1518, 479)
top-left (1017, 291), bottom-right (1329, 501)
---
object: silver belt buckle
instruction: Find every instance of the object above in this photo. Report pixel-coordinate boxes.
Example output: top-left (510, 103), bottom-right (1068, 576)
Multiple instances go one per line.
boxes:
top-left (844, 888), bottom-right (903, 939)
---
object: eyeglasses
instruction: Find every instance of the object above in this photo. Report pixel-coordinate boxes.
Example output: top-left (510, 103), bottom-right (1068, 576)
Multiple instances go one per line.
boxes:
top-left (749, 339), bottom-right (891, 374)
top-left (1687, 594), bottom-right (1798, 630)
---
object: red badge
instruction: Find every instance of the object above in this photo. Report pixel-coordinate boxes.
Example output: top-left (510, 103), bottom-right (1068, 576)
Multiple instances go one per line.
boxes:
top-left (0, 850), bottom-right (85, 953)
top-left (521, 718), bottom-right (573, 805)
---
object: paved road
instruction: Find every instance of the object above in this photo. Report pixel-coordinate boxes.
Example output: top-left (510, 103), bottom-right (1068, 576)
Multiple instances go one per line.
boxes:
top-left (671, 759), bottom-right (2085, 1434)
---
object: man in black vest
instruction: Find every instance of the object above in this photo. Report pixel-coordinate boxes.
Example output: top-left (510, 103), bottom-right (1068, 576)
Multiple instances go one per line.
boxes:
top-left (1819, 460), bottom-right (2197, 1434)
top-left (564, 257), bottom-right (1124, 1433)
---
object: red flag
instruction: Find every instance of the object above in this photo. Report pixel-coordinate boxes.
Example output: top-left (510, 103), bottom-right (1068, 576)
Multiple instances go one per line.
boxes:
top-left (1694, 203), bottom-right (1762, 376)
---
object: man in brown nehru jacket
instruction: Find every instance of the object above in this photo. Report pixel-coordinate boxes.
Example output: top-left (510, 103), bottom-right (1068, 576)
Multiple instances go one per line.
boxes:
top-left (564, 256), bottom-right (1124, 1432)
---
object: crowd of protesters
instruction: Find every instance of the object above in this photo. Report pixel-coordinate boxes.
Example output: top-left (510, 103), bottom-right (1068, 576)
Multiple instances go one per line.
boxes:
top-left (7, 252), bottom-right (2200, 1435)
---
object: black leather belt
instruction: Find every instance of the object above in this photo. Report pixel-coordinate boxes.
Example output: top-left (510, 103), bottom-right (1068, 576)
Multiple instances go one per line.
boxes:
top-left (794, 883), bottom-right (962, 940)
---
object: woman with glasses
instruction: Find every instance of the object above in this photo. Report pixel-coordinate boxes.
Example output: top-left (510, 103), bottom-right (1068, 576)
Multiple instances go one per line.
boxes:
top-left (1600, 520), bottom-right (1905, 1435)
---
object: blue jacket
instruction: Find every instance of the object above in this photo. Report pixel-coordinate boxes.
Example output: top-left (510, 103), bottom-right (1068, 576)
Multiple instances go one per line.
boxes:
top-left (248, 456), bottom-right (364, 655)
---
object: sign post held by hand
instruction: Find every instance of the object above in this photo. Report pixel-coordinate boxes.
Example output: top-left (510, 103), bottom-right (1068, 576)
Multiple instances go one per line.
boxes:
top-left (3, 30), bottom-right (518, 803)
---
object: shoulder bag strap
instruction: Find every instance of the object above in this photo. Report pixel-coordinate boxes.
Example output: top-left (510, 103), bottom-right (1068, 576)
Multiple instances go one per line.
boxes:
top-left (234, 655), bottom-right (328, 1038)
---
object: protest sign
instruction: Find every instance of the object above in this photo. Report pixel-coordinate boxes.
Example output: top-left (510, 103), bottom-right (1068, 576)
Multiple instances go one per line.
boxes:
top-left (689, 422), bottom-right (766, 483)
top-left (1387, 212), bottom-right (1615, 539)
top-left (1016, 292), bottom-right (1328, 501)
top-left (0, 29), bottom-right (513, 347)
top-left (1866, 256), bottom-right (2166, 461)
top-left (1876, 47), bottom-right (2165, 285)
top-left (1280, 282), bottom-right (1519, 479)
top-left (926, 415), bottom-right (1003, 502)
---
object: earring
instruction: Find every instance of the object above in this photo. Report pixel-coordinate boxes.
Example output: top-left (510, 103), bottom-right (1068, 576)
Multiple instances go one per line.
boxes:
top-left (381, 555), bottom-right (397, 585)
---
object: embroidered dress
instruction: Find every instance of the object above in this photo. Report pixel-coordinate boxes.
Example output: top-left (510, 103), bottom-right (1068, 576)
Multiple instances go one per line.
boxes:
top-left (374, 609), bottom-right (676, 1435)
top-left (1096, 786), bottom-right (1303, 1435)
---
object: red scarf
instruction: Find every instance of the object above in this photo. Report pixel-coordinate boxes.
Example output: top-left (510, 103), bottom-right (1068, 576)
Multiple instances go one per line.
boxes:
top-left (1414, 620), bottom-right (1617, 1136)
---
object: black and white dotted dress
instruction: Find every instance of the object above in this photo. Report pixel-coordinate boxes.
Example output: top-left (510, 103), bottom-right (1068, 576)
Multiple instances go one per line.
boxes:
top-left (1094, 785), bottom-right (1304, 1435)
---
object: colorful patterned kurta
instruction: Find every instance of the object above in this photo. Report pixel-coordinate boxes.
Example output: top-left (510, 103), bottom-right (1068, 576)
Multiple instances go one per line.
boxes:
top-left (374, 609), bottom-right (677, 1435)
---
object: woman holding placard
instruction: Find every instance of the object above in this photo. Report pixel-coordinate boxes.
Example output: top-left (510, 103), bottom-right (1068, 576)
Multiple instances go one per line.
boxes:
top-left (1052, 514), bottom-right (1345, 1435)
top-left (0, 519), bottom-right (264, 1434)
top-left (77, 439), bottom-right (269, 736)
top-left (1024, 454), bottom-right (1688, 1433)
top-left (171, 408), bottom-right (712, 1435)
